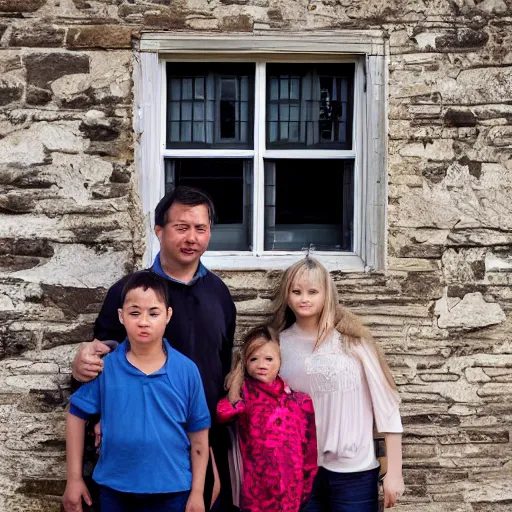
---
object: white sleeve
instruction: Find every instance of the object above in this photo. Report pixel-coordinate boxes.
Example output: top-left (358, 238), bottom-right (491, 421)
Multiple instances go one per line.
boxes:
top-left (355, 341), bottom-right (403, 434)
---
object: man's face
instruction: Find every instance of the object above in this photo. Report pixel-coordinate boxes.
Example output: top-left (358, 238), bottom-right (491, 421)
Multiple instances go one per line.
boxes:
top-left (154, 202), bottom-right (211, 268)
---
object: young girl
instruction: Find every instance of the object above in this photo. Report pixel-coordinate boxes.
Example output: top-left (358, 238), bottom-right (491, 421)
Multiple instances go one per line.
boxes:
top-left (269, 257), bottom-right (405, 511)
top-left (216, 325), bottom-right (318, 512)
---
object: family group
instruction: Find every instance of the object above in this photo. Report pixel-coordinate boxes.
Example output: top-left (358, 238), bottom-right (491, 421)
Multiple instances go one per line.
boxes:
top-left (62, 186), bottom-right (404, 512)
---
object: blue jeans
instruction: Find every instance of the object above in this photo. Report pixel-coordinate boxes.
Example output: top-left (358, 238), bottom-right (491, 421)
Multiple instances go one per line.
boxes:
top-left (99, 485), bottom-right (189, 512)
top-left (303, 466), bottom-right (380, 512)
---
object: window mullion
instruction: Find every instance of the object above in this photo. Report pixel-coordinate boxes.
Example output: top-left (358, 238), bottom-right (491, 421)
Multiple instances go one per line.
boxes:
top-left (352, 57), bottom-right (365, 261)
top-left (253, 61), bottom-right (266, 254)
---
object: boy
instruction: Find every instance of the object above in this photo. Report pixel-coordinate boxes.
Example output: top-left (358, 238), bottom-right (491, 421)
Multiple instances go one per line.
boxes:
top-left (62, 271), bottom-right (210, 512)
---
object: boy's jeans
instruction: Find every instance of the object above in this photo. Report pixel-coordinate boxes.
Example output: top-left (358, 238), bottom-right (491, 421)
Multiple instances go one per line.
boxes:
top-left (99, 485), bottom-right (189, 512)
top-left (303, 466), bottom-right (380, 512)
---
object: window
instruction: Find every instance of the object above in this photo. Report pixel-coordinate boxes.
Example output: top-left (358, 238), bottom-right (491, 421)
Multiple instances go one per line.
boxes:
top-left (136, 33), bottom-right (387, 271)
top-left (266, 63), bottom-right (353, 149)
top-left (166, 63), bottom-right (254, 148)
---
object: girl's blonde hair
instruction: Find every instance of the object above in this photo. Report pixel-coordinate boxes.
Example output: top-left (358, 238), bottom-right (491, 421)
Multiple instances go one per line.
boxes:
top-left (225, 325), bottom-right (280, 391)
top-left (267, 257), bottom-right (398, 394)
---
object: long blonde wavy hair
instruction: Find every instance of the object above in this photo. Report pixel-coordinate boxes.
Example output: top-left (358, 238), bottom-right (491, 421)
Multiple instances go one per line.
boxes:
top-left (267, 257), bottom-right (398, 394)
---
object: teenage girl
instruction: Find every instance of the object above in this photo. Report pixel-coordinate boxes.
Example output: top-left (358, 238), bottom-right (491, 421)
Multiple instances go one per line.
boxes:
top-left (217, 325), bottom-right (318, 512)
top-left (269, 257), bottom-right (405, 511)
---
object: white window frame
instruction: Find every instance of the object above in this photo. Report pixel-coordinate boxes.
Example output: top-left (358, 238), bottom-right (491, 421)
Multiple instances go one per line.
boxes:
top-left (134, 31), bottom-right (388, 272)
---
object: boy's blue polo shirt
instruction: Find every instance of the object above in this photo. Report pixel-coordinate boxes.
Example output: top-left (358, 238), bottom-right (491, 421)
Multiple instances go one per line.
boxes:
top-left (69, 339), bottom-right (211, 494)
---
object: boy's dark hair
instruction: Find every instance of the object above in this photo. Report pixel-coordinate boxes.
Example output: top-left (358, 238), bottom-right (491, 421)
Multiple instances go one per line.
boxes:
top-left (154, 186), bottom-right (216, 228)
top-left (120, 271), bottom-right (170, 309)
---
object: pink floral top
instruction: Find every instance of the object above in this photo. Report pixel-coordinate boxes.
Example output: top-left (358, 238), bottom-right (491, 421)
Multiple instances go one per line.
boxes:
top-left (217, 377), bottom-right (318, 512)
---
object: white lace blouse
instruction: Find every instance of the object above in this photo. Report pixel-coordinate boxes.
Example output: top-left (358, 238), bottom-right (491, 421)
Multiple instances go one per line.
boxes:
top-left (279, 323), bottom-right (402, 473)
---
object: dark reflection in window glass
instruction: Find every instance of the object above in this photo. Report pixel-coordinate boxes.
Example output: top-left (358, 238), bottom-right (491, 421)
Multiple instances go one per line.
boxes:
top-left (266, 63), bottom-right (354, 149)
top-left (166, 63), bottom-right (254, 149)
top-left (264, 159), bottom-right (353, 251)
top-left (165, 159), bottom-right (253, 251)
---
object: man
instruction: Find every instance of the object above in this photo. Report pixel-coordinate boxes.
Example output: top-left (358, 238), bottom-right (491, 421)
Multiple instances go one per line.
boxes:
top-left (72, 186), bottom-right (236, 511)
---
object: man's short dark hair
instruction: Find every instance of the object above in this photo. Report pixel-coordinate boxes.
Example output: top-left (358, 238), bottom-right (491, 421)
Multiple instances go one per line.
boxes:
top-left (154, 186), bottom-right (216, 228)
top-left (121, 271), bottom-right (170, 309)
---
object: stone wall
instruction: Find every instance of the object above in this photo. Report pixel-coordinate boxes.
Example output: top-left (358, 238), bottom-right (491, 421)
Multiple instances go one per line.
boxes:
top-left (0, 0), bottom-right (511, 510)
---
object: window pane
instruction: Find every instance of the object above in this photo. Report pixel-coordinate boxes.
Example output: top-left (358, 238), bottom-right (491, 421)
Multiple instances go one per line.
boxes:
top-left (166, 63), bottom-right (254, 149)
top-left (264, 159), bottom-right (353, 251)
top-left (165, 158), bottom-right (253, 251)
top-left (266, 63), bottom-right (354, 149)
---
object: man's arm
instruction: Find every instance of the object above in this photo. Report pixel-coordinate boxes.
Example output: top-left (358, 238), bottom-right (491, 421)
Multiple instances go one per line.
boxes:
top-left (72, 278), bottom-right (128, 383)
top-left (186, 428), bottom-right (209, 512)
top-left (62, 413), bottom-right (93, 512)
top-left (221, 299), bottom-right (237, 382)
top-left (72, 339), bottom-right (111, 383)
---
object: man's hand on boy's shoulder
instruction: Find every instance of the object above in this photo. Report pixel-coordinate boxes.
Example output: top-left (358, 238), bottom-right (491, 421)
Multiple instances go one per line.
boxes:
top-left (185, 489), bottom-right (205, 512)
top-left (72, 339), bottom-right (112, 382)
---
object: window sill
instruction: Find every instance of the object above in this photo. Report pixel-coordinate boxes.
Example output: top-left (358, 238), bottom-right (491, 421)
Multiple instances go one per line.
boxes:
top-left (202, 252), bottom-right (367, 272)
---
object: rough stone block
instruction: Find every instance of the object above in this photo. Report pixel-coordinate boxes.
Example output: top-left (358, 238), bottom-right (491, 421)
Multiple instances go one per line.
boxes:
top-left (0, 0), bottom-right (45, 12)
top-left (466, 367), bottom-right (492, 383)
top-left (51, 52), bottom-right (131, 109)
top-left (16, 479), bottom-right (66, 497)
top-left (110, 164), bottom-right (131, 184)
top-left (10, 244), bottom-right (132, 288)
top-left (478, 383), bottom-right (512, 397)
top-left (219, 15), bottom-right (254, 32)
top-left (143, 11), bottom-right (188, 29)
top-left (10, 27), bottom-right (65, 48)
top-left (464, 477), bottom-right (512, 503)
top-left (67, 26), bottom-right (133, 49)
top-left (0, 121), bottom-right (87, 167)
top-left (0, 255), bottom-right (41, 272)
top-left (0, 331), bottom-right (37, 360)
top-left (402, 413), bottom-right (460, 427)
top-left (435, 291), bottom-right (506, 330)
top-left (12, 239), bottom-right (54, 258)
top-left (438, 429), bottom-right (510, 444)
top-left (3, 494), bottom-right (61, 512)
top-left (41, 284), bottom-right (106, 318)
top-left (90, 183), bottom-right (130, 199)
top-left (476, 0), bottom-right (508, 14)
top-left (79, 117), bottom-right (121, 142)
top-left (26, 86), bottom-right (52, 106)
top-left (441, 67), bottom-right (512, 104)
top-left (435, 29), bottom-right (489, 50)
top-left (444, 108), bottom-right (477, 127)
top-left (41, 322), bottom-right (94, 350)
top-left (0, 77), bottom-right (23, 107)
top-left (0, 192), bottom-right (36, 214)
top-left (17, 389), bottom-right (69, 414)
top-left (425, 469), bottom-right (469, 485)
top-left (472, 501), bottom-right (512, 512)
top-left (25, 53), bottom-right (90, 90)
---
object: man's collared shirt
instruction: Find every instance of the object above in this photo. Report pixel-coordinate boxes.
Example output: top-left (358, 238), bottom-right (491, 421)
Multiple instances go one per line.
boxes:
top-left (151, 251), bottom-right (208, 286)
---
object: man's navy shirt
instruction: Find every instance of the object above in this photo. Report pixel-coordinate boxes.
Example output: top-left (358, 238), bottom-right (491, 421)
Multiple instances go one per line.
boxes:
top-left (93, 255), bottom-right (236, 421)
